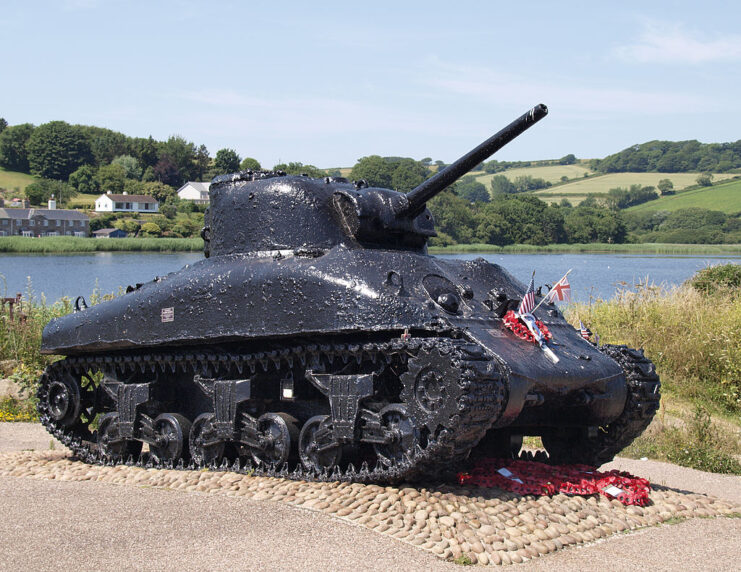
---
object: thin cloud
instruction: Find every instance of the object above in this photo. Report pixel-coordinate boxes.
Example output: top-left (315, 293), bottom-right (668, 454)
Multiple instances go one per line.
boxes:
top-left (614, 22), bottom-right (741, 64)
top-left (426, 62), bottom-right (713, 115)
top-left (175, 89), bottom-right (457, 136)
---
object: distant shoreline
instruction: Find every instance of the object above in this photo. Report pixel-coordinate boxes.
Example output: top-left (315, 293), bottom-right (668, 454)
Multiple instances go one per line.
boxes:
top-left (0, 236), bottom-right (204, 253)
top-left (429, 243), bottom-right (741, 255)
top-left (0, 236), bottom-right (739, 255)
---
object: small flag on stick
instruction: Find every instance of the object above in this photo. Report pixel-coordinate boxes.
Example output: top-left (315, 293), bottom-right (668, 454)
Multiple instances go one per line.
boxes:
top-left (546, 272), bottom-right (572, 304)
top-left (518, 272), bottom-right (536, 315)
top-left (579, 320), bottom-right (592, 340)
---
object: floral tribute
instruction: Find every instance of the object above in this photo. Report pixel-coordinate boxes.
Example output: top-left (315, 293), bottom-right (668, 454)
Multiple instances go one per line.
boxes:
top-left (502, 310), bottom-right (552, 343)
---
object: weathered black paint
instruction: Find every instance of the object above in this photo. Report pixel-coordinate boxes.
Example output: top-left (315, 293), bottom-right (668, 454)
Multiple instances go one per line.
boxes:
top-left (37, 105), bottom-right (660, 476)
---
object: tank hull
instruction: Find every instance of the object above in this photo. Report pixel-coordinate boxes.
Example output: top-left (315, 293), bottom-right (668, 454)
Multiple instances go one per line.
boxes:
top-left (35, 106), bottom-right (660, 479)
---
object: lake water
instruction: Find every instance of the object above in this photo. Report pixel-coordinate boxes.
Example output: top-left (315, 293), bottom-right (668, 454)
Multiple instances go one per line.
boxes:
top-left (0, 251), bottom-right (739, 304)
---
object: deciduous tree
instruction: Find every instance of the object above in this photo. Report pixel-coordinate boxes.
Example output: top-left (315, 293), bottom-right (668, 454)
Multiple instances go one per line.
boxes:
top-left (26, 121), bottom-right (93, 180)
top-left (240, 157), bottom-right (261, 171)
top-left (69, 164), bottom-right (100, 194)
top-left (96, 164), bottom-right (126, 193)
top-left (0, 123), bottom-right (35, 172)
top-left (214, 148), bottom-right (241, 174)
top-left (112, 155), bottom-right (142, 180)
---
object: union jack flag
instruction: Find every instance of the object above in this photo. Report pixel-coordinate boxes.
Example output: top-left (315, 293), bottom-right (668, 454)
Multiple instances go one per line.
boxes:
top-left (518, 272), bottom-right (536, 315)
top-left (546, 273), bottom-right (571, 304)
top-left (579, 320), bottom-right (592, 340)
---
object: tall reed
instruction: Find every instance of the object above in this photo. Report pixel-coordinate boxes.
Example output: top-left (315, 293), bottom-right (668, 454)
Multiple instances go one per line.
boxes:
top-left (0, 236), bottom-right (204, 253)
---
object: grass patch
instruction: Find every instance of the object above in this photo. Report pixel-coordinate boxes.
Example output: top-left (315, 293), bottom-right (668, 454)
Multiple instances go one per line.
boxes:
top-left (429, 242), bottom-right (741, 255)
top-left (622, 404), bottom-right (741, 475)
top-left (0, 395), bottom-right (38, 422)
top-left (626, 178), bottom-right (741, 214)
top-left (0, 236), bottom-right (204, 253)
top-left (0, 168), bottom-right (37, 196)
top-left (66, 193), bottom-right (97, 208)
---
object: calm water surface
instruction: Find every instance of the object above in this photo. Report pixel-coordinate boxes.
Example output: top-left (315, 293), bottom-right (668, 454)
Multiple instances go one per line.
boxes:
top-left (0, 251), bottom-right (739, 303)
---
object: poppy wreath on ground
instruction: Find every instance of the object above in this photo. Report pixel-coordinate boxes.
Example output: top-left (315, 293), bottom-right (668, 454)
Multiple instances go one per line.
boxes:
top-left (502, 310), bottom-right (552, 343)
top-left (458, 458), bottom-right (651, 506)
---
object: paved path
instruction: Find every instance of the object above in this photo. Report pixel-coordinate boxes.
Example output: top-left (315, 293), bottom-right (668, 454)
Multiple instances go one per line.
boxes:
top-left (1, 423), bottom-right (738, 571)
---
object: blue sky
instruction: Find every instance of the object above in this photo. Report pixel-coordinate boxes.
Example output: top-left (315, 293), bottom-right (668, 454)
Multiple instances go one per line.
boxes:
top-left (2, 1), bottom-right (739, 168)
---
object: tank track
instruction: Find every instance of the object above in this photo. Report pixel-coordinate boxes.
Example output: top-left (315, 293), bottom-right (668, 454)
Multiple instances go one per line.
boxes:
top-left (538, 344), bottom-right (661, 466)
top-left (36, 336), bottom-right (506, 483)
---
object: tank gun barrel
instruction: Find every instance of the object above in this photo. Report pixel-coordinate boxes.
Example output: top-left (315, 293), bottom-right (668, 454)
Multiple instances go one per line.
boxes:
top-left (400, 104), bottom-right (548, 216)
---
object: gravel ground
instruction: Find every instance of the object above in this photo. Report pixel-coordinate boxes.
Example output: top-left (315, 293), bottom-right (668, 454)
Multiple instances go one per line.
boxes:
top-left (1, 422), bottom-right (739, 570)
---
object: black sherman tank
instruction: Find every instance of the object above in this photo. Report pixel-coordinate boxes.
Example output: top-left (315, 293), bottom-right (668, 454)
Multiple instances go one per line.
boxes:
top-left (37, 105), bottom-right (660, 481)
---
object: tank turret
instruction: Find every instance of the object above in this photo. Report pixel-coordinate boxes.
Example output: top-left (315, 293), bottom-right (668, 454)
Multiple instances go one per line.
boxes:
top-left (204, 104), bottom-right (548, 256)
top-left (35, 104), bottom-right (660, 483)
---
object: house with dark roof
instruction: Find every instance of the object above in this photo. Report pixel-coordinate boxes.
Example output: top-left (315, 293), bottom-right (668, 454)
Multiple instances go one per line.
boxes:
top-left (0, 198), bottom-right (90, 237)
top-left (92, 228), bottom-right (127, 238)
top-left (177, 182), bottom-right (210, 204)
top-left (95, 191), bottom-right (159, 213)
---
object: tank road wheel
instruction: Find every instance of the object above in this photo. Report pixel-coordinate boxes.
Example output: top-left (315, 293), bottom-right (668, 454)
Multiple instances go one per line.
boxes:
top-left (97, 412), bottom-right (142, 460)
top-left (150, 413), bottom-right (192, 463)
top-left (541, 345), bottom-right (661, 467)
top-left (46, 374), bottom-right (81, 428)
top-left (400, 347), bottom-right (464, 437)
top-left (252, 412), bottom-right (298, 468)
top-left (373, 404), bottom-right (420, 467)
top-left (298, 415), bottom-right (342, 472)
top-left (189, 413), bottom-right (225, 466)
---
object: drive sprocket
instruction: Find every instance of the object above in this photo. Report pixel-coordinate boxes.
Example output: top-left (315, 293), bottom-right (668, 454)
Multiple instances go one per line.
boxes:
top-left (400, 345), bottom-right (467, 438)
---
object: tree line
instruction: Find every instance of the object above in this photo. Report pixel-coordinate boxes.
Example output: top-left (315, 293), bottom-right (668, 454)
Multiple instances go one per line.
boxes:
top-left (0, 118), bottom-right (265, 206)
top-left (2, 116), bottom-right (739, 245)
top-left (593, 140), bottom-right (741, 173)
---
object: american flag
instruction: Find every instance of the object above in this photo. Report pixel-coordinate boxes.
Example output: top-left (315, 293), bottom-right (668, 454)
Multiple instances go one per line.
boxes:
top-left (518, 272), bottom-right (536, 315)
top-left (546, 273), bottom-right (572, 304)
top-left (579, 320), bottom-right (592, 340)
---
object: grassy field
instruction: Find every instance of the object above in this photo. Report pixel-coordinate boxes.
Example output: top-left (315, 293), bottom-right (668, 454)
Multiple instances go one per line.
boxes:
top-left (0, 236), bottom-right (204, 253)
top-left (429, 242), bottom-right (741, 255)
top-left (0, 169), bottom-right (37, 196)
top-left (67, 193), bottom-right (97, 208)
top-left (473, 164), bottom-right (593, 189)
top-left (626, 178), bottom-right (741, 214)
top-left (530, 172), bottom-right (736, 205)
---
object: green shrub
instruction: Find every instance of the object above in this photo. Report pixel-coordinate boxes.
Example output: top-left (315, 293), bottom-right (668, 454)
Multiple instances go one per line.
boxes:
top-left (688, 263), bottom-right (741, 295)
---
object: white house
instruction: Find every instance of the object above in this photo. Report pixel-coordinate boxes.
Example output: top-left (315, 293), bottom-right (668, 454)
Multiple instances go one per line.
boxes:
top-left (176, 182), bottom-right (210, 205)
top-left (95, 191), bottom-right (159, 213)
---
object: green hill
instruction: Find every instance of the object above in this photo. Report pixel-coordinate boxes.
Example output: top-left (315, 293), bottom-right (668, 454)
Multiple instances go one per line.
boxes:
top-left (626, 178), bottom-right (741, 214)
top-left (473, 163), bottom-right (592, 188)
top-left (531, 172), bottom-right (736, 205)
top-left (0, 168), bottom-right (37, 197)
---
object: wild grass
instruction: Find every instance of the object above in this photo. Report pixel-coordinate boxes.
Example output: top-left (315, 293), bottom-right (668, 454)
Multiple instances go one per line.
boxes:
top-left (563, 268), bottom-right (741, 472)
top-left (0, 282), bottom-right (118, 394)
top-left (565, 276), bottom-right (741, 414)
top-left (0, 395), bottom-right (38, 422)
top-left (429, 242), bottom-right (741, 255)
top-left (0, 236), bottom-right (204, 253)
top-left (622, 403), bottom-right (741, 474)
